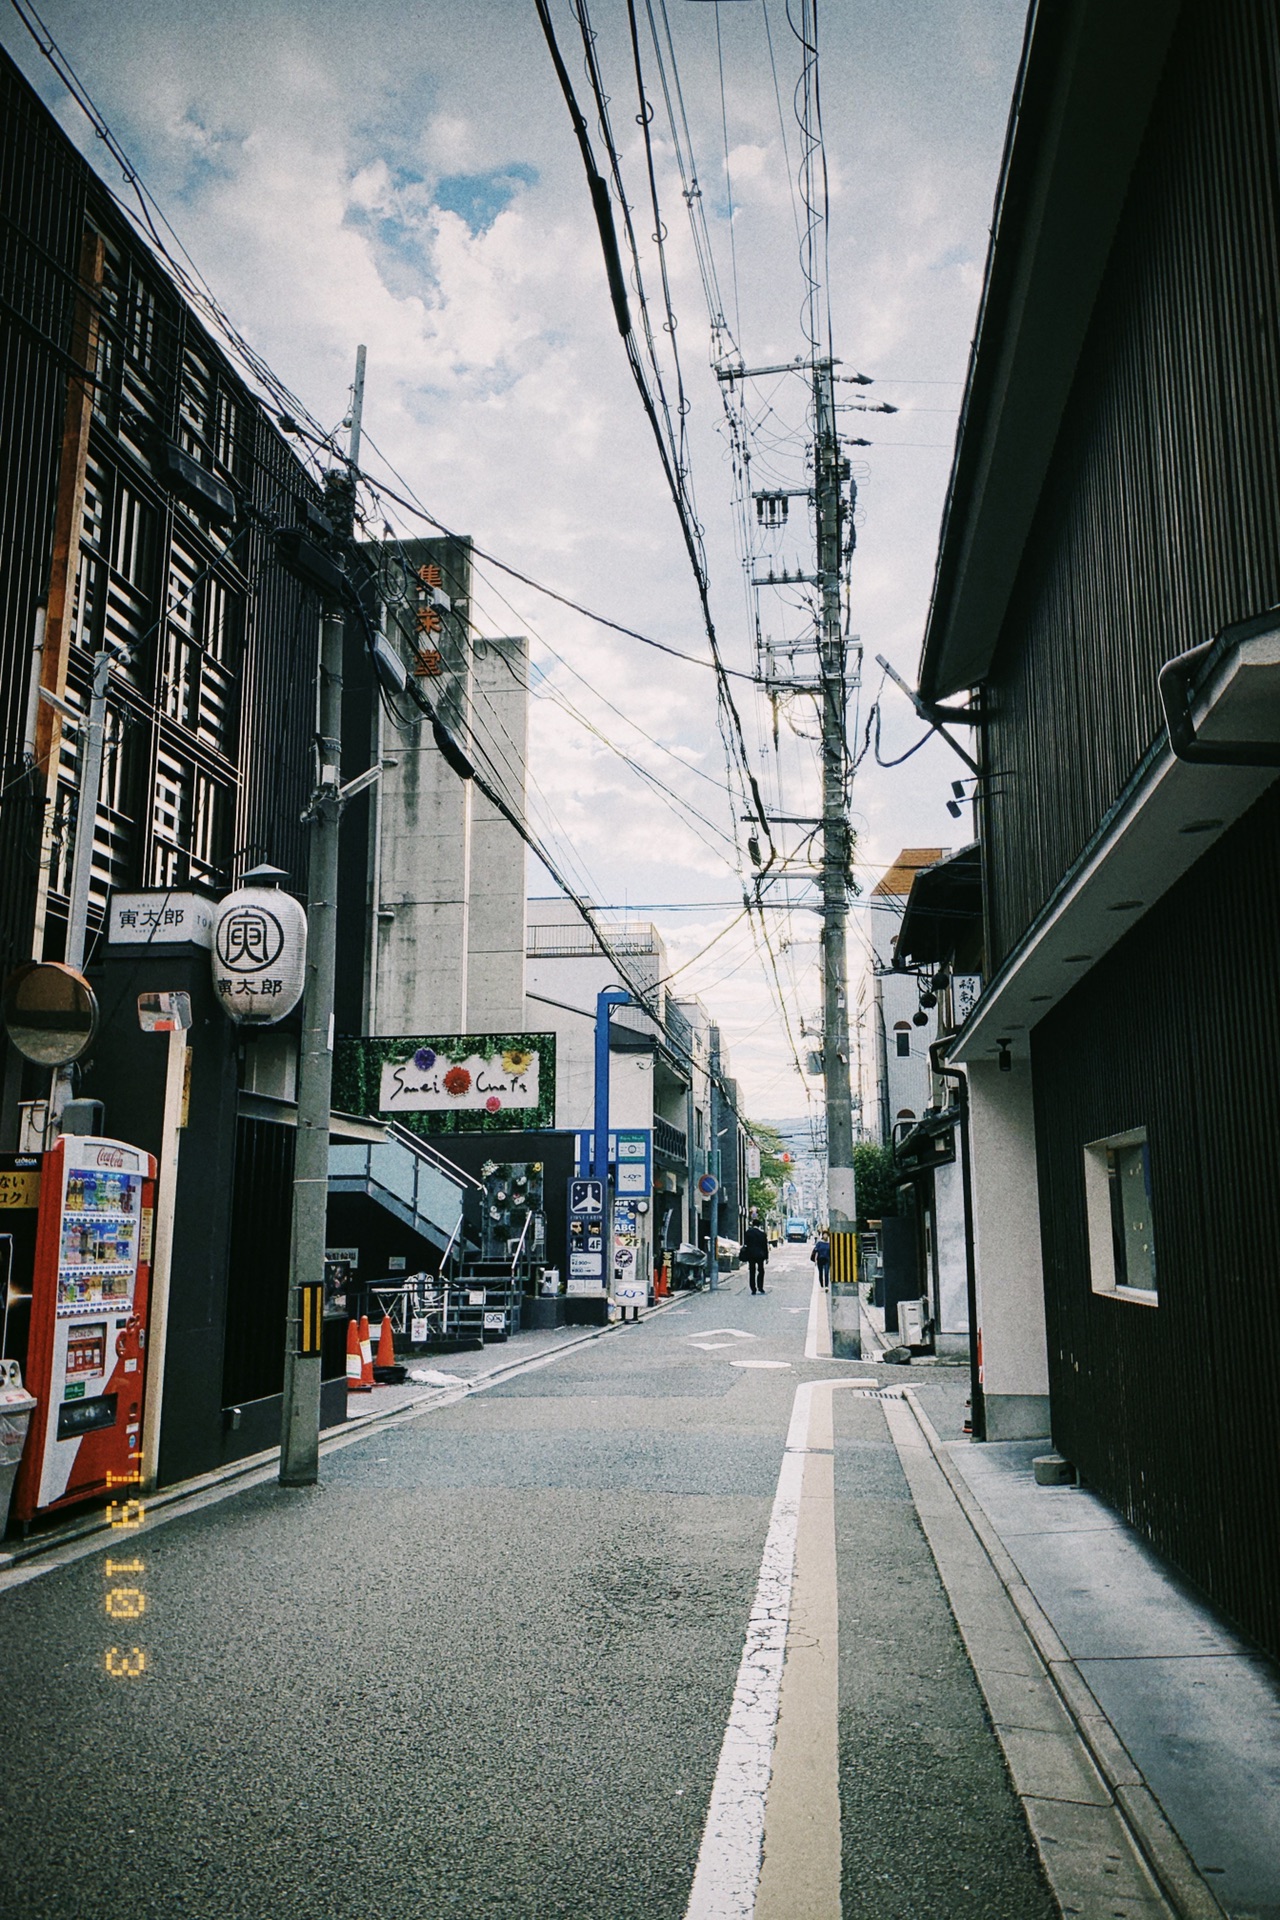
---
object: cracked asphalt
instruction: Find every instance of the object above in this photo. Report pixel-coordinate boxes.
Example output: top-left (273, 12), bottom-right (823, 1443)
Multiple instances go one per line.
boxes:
top-left (0, 1246), bottom-right (1051, 1919)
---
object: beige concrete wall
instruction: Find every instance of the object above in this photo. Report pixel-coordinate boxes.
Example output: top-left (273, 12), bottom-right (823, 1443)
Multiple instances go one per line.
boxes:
top-left (464, 635), bottom-right (528, 1032)
top-left (966, 1058), bottom-right (1051, 1438)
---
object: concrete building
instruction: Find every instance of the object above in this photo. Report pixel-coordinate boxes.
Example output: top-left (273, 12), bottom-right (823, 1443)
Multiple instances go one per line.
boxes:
top-left (525, 901), bottom-right (747, 1286)
top-left (855, 849), bottom-right (946, 1146)
top-left (337, 535), bottom-right (528, 1040)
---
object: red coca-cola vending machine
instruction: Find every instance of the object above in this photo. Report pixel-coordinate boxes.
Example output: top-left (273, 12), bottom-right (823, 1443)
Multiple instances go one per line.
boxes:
top-left (11, 1134), bottom-right (156, 1524)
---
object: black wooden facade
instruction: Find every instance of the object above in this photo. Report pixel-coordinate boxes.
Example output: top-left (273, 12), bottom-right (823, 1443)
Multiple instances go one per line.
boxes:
top-left (981, 0), bottom-right (1280, 972)
top-left (0, 48), bottom-right (318, 997)
top-left (0, 52), bottom-right (344, 1484)
top-left (918, 0), bottom-right (1280, 1657)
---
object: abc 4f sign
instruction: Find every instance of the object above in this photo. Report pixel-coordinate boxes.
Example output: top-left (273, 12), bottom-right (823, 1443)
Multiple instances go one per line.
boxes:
top-left (211, 884), bottom-right (307, 1026)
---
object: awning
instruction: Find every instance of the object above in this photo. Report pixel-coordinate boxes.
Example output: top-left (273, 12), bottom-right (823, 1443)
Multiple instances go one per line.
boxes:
top-left (896, 845), bottom-right (981, 968)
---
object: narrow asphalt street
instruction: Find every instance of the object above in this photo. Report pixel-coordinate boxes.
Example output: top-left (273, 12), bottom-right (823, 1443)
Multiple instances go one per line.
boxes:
top-left (0, 1247), bottom-right (1053, 1919)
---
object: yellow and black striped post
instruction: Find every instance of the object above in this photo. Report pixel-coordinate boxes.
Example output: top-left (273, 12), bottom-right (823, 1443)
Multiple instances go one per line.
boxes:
top-left (299, 1283), bottom-right (324, 1357)
top-left (829, 1231), bottom-right (858, 1287)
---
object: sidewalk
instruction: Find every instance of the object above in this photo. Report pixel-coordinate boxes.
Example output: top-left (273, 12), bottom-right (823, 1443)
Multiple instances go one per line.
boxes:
top-left (943, 1431), bottom-right (1280, 1920)
top-left (842, 1291), bottom-right (1279, 1920)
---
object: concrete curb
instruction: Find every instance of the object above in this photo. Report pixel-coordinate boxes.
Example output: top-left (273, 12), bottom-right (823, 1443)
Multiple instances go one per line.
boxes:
top-left (0, 1289), bottom-right (688, 1576)
top-left (900, 1389), bottom-right (1226, 1920)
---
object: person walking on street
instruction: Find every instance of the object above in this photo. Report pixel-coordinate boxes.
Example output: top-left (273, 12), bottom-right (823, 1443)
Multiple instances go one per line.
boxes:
top-left (811, 1229), bottom-right (831, 1290)
top-left (741, 1218), bottom-right (770, 1294)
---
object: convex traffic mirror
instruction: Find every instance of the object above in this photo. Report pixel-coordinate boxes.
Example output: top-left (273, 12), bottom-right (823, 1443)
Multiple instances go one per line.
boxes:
top-left (2, 960), bottom-right (99, 1065)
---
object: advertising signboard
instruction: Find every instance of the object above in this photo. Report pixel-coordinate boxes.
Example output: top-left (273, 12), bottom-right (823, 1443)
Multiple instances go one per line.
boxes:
top-left (573, 1129), bottom-right (652, 1196)
top-left (334, 1033), bottom-right (556, 1137)
top-left (566, 1177), bottom-right (606, 1292)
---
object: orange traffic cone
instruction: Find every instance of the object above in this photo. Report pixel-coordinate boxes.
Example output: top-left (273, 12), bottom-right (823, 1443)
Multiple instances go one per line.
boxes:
top-left (346, 1318), bottom-right (370, 1393)
top-left (376, 1315), bottom-right (395, 1369)
top-left (358, 1314), bottom-right (374, 1390)
top-left (655, 1262), bottom-right (669, 1299)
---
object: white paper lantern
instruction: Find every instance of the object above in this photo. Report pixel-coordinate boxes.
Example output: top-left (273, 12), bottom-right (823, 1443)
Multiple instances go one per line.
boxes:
top-left (211, 870), bottom-right (307, 1024)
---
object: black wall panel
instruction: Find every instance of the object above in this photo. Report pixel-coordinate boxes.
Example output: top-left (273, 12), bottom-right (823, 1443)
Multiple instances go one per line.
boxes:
top-left (984, 0), bottom-right (1280, 967)
top-left (1031, 783), bottom-right (1280, 1658)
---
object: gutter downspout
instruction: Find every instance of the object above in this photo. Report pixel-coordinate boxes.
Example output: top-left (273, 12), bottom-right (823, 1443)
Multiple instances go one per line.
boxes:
top-left (1158, 612), bottom-right (1280, 767)
top-left (930, 1037), bottom-right (983, 1441)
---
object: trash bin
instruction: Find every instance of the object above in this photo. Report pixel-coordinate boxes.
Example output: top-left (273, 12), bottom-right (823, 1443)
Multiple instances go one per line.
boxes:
top-left (673, 1244), bottom-right (708, 1287)
top-left (0, 1359), bottom-right (37, 1534)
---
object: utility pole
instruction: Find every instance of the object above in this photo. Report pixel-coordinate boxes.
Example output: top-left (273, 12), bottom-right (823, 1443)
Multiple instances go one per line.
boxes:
top-left (813, 361), bottom-right (860, 1351)
top-left (279, 345), bottom-right (365, 1487)
top-left (707, 1037), bottom-right (720, 1292)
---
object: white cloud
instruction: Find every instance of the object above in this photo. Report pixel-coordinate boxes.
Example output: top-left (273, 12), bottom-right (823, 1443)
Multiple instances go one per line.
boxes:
top-left (1, 0), bottom-right (1026, 1116)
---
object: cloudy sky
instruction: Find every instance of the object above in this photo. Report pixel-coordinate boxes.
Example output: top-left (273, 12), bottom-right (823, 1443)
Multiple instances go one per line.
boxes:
top-left (4, 0), bottom-right (1027, 1119)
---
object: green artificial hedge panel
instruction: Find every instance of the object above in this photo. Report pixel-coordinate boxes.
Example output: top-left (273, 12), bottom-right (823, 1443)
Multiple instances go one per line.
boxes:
top-left (333, 1031), bottom-right (557, 1136)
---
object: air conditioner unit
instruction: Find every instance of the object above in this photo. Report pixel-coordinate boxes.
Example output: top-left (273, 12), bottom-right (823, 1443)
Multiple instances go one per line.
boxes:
top-left (898, 1298), bottom-right (929, 1347)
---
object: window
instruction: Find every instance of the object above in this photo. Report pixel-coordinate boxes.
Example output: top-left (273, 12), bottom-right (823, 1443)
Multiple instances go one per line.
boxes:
top-left (894, 1022), bottom-right (911, 1059)
top-left (1083, 1127), bottom-right (1157, 1302)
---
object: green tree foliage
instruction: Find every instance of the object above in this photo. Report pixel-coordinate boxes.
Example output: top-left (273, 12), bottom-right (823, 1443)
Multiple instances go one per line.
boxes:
top-left (853, 1141), bottom-right (899, 1229)
top-left (748, 1121), bottom-right (789, 1218)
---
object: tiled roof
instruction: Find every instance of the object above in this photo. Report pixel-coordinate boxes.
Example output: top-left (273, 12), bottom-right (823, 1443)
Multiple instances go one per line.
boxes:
top-left (870, 847), bottom-right (948, 897)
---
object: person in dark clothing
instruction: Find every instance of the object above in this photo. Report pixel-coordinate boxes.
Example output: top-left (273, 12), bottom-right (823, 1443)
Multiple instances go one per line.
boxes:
top-left (741, 1220), bottom-right (770, 1294)
top-left (811, 1231), bottom-right (831, 1289)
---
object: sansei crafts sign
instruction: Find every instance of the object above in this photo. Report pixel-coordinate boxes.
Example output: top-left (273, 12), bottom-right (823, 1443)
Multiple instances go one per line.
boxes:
top-left (332, 1032), bottom-right (556, 1136)
top-left (379, 1044), bottom-right (540, 1115)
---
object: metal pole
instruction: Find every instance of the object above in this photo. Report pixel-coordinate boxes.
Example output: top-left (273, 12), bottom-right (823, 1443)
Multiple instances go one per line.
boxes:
top-left (140, 1021), bottom-right (187, 1492)
top-left (592, 987), bottom-right (630, 1183)
top-left (814, 360), bottom-right (860, 1351)
top-left (279, 345), bottom-right (364, 1487)
top-left (593, 987), bottom-right (629, 1312)
top-left (708, 1033), bottom-right (720, 1291)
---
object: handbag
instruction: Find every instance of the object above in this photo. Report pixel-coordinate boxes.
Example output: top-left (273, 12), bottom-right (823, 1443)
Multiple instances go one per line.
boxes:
top-left (738, 1243), bottom-right (749, 1261)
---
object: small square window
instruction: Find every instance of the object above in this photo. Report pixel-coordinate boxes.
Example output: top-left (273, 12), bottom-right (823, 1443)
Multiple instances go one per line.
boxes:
top-left (1082, 1127), bottom-right (1157, 1303)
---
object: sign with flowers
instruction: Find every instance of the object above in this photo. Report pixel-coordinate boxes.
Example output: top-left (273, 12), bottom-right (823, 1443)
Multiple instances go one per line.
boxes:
top-left (333, 1032), bottom-right (556, 1136)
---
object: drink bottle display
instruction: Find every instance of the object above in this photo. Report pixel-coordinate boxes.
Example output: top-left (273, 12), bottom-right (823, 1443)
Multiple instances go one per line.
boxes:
top-left (11, 1134), bottom-right (156, 1523)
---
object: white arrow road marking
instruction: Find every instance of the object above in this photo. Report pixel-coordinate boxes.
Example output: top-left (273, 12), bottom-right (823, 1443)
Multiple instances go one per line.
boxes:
top-left (688, 1329), bottom-right (759, 1352)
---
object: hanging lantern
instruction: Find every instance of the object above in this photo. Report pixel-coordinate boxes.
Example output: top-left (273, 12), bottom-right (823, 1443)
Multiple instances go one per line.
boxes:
top-left (211, 866), bottom-right (307, 1025)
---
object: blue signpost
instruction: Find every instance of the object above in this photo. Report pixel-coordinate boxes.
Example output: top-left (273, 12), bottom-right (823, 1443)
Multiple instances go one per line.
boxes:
top-left (592, 988), bottom-right (631, 1183)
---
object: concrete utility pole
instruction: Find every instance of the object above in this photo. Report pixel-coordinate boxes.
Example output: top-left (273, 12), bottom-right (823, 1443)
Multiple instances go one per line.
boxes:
top-left (813, 361), bottom-right (860, 1352)
top-left (280, 345), bottom-right (365, 1487)
top-left (707, 1031), bottom-right (720, 1291)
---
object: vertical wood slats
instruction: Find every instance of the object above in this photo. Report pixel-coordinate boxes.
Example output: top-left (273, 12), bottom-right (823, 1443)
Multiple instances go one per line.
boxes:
top-left (1031, 782), bottom-right (1280, 1661)
top-left (985, 0), bottom-right (1280, 970)
top-left (0, 48), bottom-right (321, 969)
top-left (981, 0), bottom-right (1280, 1661)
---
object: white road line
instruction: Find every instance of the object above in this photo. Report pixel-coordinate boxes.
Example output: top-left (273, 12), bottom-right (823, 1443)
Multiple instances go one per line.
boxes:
top-left (684, 1380), bottom-right (859, 1920)
top-left (803, 1274), bottom-right (832, 1360)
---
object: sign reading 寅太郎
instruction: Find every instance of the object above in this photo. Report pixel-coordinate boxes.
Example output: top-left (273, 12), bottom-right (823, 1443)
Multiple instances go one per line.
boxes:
top-left (379, 1046), bottom-right (539, 1114)
top-left (332, 1033), bottom-right (557, 1137)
